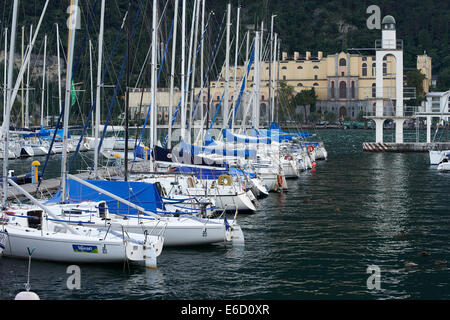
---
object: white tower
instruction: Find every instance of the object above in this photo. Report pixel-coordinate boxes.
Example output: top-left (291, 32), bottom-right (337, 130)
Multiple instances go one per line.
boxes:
top-left (373, 15), bottom-right (406, 143)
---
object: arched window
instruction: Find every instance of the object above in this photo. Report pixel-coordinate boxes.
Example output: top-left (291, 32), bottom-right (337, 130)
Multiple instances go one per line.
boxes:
top-left (339, 58), bottom-right (346, 66)
top-left (362, 63), bottom-right (367, 76)
top-left (313, 66), bottom-right (319, 69)
top-left (351, 81), bottom-right (355, 98)
top-left (297, 83), bottom-right (303, 87)
top-left (339, 81), bottom-right (347, 98)
top-left (297, 66), bottom-right (303, 69)
top-left (313, 83), bottom-right (319, 86)
top-left (383, 62), bottom-right (387, 76)
top-left (282, 66), bottom-right (287, 70)
top-left (372, 83), bottom-right (376, 98)
top-left (330, 81), bottom-right (335, 98)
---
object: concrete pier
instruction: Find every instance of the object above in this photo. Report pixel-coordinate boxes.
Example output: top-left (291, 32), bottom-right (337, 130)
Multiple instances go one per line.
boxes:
top-left (363, 142), bottom-right (450, 153)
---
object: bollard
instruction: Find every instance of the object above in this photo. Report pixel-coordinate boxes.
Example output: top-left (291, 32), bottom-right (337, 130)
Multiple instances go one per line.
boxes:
top-left (31, 161), bottom-right (40, 184)
top-left (114, 154), bottom-right (122, 172)
top-left (144, 146), bottom-right (150, 160)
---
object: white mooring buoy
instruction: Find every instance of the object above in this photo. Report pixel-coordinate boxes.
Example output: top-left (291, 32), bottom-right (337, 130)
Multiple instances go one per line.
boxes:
top-left (14, 247), bottom-right (40, 300)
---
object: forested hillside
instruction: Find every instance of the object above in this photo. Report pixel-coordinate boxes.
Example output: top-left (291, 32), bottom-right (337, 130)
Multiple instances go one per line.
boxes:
top-left (1, 0), bottom-right (449, 125)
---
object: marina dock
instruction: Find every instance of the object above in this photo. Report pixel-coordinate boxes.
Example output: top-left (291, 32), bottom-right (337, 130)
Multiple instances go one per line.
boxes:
top-left (363, 142), bottom-right (450, 152)
top-left (0, 167), bottom-right (122, 200)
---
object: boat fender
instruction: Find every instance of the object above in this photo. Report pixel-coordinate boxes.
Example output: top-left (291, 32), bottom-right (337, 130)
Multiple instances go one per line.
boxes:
top-left (308, 145), bottom-right (315, 153)
top-left (277, 174), bottom-right (283, 187)
top-left (284, 154), bottom-right (294, 161)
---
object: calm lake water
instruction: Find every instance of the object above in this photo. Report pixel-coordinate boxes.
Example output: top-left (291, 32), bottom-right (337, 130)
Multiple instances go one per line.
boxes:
top-left (1, 129), bottom-right (450, 300)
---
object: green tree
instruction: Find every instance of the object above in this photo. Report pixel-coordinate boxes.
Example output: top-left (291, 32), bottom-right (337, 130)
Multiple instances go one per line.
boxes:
top-left (405, 69), bottom-right (426, 106)
top-left (292, 88), bottom-right (318, 123)
top-left (324, 111), bottom-right (338, 123)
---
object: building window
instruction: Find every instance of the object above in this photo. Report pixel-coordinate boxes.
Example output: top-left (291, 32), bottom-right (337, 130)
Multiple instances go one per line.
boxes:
top-left (362, 57), bottom-right (367, 61)
top-left (339, 58), bottom-right (346, 66)
top-left (372, 83), bottom-right (376, 98)
top-left (362, 63), bottom-right (367, 76)
top-left (341, 71), bottom-right (345, 76)
top-left (331, 81), bottom-right (335, 99)
top-left (313, 66), bottom-right (319, 69)
top-left (297, 83), bottom-right (303, 87)
top-left (383, 62), bottom-right (387, 76)
top-left (283, 75), bottom-right (286, 80)
top-left (339, 81), bottom-right (346, 98)
top-left (313, 83), bottom-right (319, 86)
top-left (372, 63), bottom-right (376, 76)
top-left (351, 81), bottom-right (355, 98)
top-left (282, 66), bottom-right (287, 70)
top-left (314, 75), bottom-right (318, 80)
top-left (297, 66), bottom-right (303, 69)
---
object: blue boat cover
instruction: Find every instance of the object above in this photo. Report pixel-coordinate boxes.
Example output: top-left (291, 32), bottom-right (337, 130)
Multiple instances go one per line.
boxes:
top-left (171, 165), bottom-right (256, 180)
top-left (180, 140), bottom-right (257, 159)
top-left (46, 179), bottom-right (165, 215)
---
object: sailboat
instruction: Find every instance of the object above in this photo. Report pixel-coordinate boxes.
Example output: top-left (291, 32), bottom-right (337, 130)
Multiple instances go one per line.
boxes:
top-left (40, 0), bottom-right (245, 247)
top-left (0, 0), bottom-right (164, 269)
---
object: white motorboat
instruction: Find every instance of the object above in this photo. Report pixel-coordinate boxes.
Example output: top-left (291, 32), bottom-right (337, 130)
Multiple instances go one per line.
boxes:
top-left (430, 150), bottom-right (450, 165)
top-left (437, 156), bottom-right (450, 172)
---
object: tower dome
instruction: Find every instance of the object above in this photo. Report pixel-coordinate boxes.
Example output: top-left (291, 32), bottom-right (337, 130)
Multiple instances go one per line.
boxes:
top-left (382, 15), bottom-right (396, 30)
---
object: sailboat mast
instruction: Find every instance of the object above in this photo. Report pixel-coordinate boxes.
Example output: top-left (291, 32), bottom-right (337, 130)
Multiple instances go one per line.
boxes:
top-left (125, 1), bottom-right (131, 182)
top-left (199, 0), bottom-right (205, 144)
top-left (55, 24), bottom-right (62, 116)
top-left (253, 30), bottom-right (260, 130)
top-left (232, 6), bottom-right (240, 130)
top-left (61, 0), bottom-right (79, 204)
top-left (149, 0), bottom-right (158, 171)
top-left (2, 28), bottom-right (7, 122)
top-left (25, 25), bottom-right (33, 128)
top-left (94, 0), bottom-right (105, 179)
top-left (184, 0), bottom-right (197, 144)
top-left (2, 0), bottom-right (19, 208)
top-left (40, 34), bottom-right (47, 128)
top-left (188, 0), bottom-right (200, 144)
top-left (272, 32), bottom-right (277, 124)
top-left (180, 0), bottom-right (186, 142)
top-left (168, 0), bottom-right (179, 149)
top-left (223, 3), bottom-right (231, 130)
top-left (276, 36), bottom-right (280, 123)
top-left (21, 26), bottom-right (24, 128)
top-left (89, 40), bottom-right (94, 138)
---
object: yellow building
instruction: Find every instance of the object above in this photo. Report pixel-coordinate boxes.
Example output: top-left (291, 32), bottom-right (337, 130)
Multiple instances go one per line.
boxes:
top-left (210, 50), bottom-right (431, 120)
top-left (129, 51), bottom-right (431, 124)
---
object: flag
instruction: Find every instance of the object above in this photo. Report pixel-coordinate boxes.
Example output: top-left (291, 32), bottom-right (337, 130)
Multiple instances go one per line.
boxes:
top-left (71, 80), bottom-right (77, 106)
